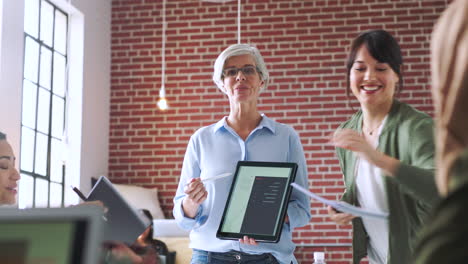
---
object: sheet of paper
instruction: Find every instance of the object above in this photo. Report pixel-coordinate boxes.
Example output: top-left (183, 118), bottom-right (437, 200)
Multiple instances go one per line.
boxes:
top-left (291, 183), bottom-right (388, 220)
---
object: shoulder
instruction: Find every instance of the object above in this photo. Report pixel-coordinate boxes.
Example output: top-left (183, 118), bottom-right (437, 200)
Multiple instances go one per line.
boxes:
top-left (261, 115), bottom-right (298, 136)
top-left (396, 101), bottom-right (432, 119)
top-left (339, 110), bottom-right (362, 130)
top-left (390, 101), bottom-right (433, 130)
top-left (274, 121), bottom-right (297, 132)
top-left (190, 122), bottom-right (219, 140)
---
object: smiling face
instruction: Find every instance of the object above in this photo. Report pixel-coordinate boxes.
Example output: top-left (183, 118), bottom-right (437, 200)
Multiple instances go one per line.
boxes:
top-left (350, 45), bottom-right (400, 108)
top-left (222, 54), bottom-right (264, 104)
top-left (0, 140), bottom-right (20, 205)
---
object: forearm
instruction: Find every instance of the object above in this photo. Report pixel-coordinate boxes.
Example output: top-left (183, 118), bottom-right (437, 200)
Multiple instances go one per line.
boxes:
top-left (182, 198), bottom-right (200, 219)
top-left (369, 149), bottom-right (438, 204)
top-left (370, 150), bottom-right (400, 177)
top-left (395, 163), bottom-right (439, 205)
top-left (287, 200), bottom-right (311, 229)
top-left (173, 195), bottom-right (201, 230)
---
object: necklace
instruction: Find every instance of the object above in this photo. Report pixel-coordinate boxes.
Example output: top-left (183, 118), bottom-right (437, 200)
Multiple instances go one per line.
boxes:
top-left (363, 121), bottom-right (382, 136)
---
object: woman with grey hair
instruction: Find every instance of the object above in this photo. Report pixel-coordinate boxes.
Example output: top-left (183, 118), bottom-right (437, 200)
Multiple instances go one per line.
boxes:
top-left (173, 44), bottom-right (311, 264)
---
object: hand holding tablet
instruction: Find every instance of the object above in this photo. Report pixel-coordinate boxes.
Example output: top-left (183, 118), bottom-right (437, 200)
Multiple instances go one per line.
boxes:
top-left (239, 235), bottom-right (259, 245)
top-left (72, 176), bottom-right (150, 244)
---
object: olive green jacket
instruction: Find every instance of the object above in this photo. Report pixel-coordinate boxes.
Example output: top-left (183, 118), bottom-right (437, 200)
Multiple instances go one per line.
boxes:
top-left (336, 100), bottom-right (439, 264)
top-left (413, 149), bottom-right (468, 264)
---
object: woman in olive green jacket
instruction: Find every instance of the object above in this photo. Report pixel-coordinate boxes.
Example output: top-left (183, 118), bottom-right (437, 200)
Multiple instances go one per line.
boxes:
top-left (327, 30), bottom-right (439, 264)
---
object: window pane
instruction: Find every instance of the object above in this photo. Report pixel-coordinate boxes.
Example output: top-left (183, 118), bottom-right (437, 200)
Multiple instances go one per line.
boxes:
top-left (51, 95), bottom-right (64, 139)
top-left (53, 53), bottom-right (66, 97)
top-left (20, 127), bottom-right (35, 172)
top-left (24, 0), bottom-right (39, 38)
top-left (39, 46), bottom-right (52, 90)
top-left (50, 182), bottom-right (63, 208)
top-left (22, 79), bottom-right (38, 129)
top-left (35, 178), bottom-right (49, 208)
top-left (40, 0), bottom-right (54, 47)
top-left (50, 138), bottom-right (63, 183)
top-left (34, 132), bottom-right (48, 176)
top-left (24, 37), bottom-right (40, 83)
top-left (37, 87), bottom-right (50, 134)
top-left (22, 0), bottom-right (69, 210)
top-left (54, 10), bottom-right (67, 55)
top-left (18, 174), bottom-right (34, 209)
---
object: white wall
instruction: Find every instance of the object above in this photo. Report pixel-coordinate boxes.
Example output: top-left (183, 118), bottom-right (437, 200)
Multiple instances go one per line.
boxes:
top-left (0, 0), bottom-right (111, 202)
top-left (71, 0), bottom-right (111, 195)
top-left (0, 0), bottom-right (24, 159)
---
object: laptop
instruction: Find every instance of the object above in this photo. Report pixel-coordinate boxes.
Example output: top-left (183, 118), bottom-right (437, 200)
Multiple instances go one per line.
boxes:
top-left (0, 206), bottom-right (104, 264)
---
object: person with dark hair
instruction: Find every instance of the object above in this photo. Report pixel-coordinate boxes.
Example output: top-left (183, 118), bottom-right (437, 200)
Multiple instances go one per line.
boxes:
top-left (327, 30), bottom-right (439, 264)
top-left (413, 0), bottom-right (468, 263)
top-left (173, 44), bottom-right (311, 264)
top-left (0, 131), bottom-right (146, 263)
top-left (0, 131), bottom-right (21, 205)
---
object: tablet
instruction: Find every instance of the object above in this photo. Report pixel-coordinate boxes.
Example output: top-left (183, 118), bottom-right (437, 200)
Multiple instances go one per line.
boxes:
top-left (87, 176), bottom-right (151, 244)
top-left (216, 161), bottom-right (298, 243)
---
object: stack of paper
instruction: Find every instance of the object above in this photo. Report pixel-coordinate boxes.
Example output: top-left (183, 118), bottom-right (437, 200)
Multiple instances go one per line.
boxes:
top-left (291, 183), bottom-right (388, 220)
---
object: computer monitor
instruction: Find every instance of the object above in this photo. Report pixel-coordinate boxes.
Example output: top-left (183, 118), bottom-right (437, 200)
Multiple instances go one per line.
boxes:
top-left (0, 206), bottom-right (104, 264)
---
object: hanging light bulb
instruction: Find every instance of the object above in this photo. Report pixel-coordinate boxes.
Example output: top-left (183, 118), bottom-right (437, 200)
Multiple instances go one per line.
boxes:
top-left (157, 84), bottom-right (168, 110)
top-left (158, 0), bottom-right (169, 111)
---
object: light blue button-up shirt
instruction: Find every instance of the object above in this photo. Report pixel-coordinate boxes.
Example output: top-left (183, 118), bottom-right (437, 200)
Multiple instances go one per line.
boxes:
top-left (173, 115), bottom-right (311, 264)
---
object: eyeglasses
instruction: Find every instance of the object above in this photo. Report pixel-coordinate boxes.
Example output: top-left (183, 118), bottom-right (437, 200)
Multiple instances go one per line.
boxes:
top-left (222, 65), bottom-right (259, 78)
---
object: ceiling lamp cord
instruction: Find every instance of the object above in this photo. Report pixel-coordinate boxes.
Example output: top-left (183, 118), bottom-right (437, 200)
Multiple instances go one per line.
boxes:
top-left (157, 0), bottom-right (169, 110)
top-left (237, 0), bottom-right (241, 43)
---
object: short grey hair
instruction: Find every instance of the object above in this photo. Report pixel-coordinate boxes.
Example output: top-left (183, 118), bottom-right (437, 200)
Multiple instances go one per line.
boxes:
top-left (0, 131), bottom-right (6, 140)
top-left (212, 44), bottom-right (270, 94)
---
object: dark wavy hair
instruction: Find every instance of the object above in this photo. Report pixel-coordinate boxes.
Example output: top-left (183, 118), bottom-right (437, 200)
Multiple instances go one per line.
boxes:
top-left (346, 29), bottom-right (403, 99)
top-left (0, 131), bottom-right (6, 140)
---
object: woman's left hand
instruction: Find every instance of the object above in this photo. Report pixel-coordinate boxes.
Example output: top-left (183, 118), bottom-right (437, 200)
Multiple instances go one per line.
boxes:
top-left (239, 235), bottom-right (258, 246)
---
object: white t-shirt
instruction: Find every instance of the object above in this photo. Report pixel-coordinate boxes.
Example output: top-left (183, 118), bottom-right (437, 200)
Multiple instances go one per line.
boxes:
top-left (355, 117), bottom-right (389, 264)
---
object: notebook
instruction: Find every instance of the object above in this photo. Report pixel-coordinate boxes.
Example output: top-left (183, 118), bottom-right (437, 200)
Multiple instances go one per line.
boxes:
top-left (0, 206), bottom-right (104, 264)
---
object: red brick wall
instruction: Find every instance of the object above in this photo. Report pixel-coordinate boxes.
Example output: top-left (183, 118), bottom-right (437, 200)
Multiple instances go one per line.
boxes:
top-left (109, 0), bottom-right (449, 263)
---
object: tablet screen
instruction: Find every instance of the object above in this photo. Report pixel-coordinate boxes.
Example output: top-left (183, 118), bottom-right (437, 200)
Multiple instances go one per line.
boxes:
top-left (216, 161), bottom-right (297, 243)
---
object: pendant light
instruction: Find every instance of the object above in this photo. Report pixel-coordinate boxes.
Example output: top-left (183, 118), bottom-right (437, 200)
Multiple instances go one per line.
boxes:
top-left (157, 0), bottom-right (168, 110)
